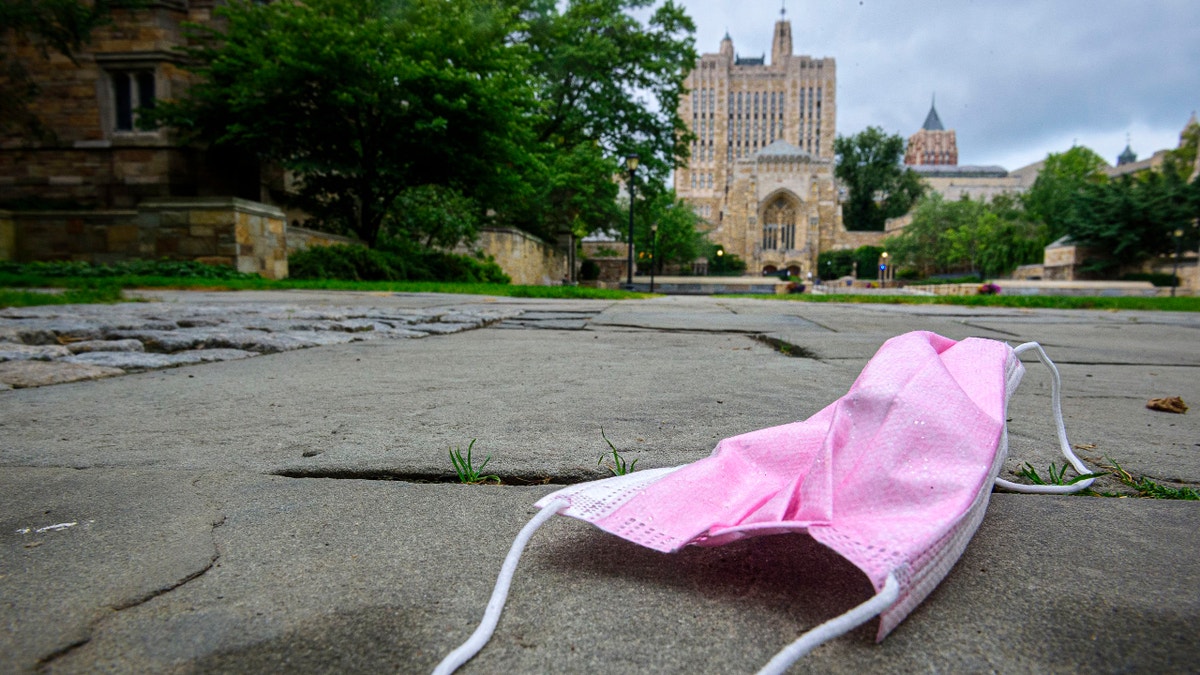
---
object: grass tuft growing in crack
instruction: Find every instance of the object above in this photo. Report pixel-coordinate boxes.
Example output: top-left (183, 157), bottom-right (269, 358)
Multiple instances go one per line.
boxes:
top-left (598, 427), bottom-right (637, 476)
top-left (1014, 459), bottom-right (1199, 500)
top-left (1103, 459), bottom-right (1200, 500)
top-left (752, 335), bottom-right (819, 359)
top-left (1015, 462), bottom-right (1105, 487)
top-left (449, 439), bottom-right (500, 484)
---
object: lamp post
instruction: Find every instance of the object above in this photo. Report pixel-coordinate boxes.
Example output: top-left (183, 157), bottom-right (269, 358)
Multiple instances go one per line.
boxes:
top-left (879, 251), bottom-right (889, 287)
top-left (625, 154), bottom-right (639, 289)
top-left (650, 222), bottom-right (658, 293)
top-left (1173, 228), bottom-right (1184, 297)
top-left (715, 247), bottom-right (723, 275)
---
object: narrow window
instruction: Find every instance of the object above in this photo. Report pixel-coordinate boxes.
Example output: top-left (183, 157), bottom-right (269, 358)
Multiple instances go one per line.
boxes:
top-left (111, 69), bottom-right (156, 132)
top-left (113, 73), bottom-right (133, 131)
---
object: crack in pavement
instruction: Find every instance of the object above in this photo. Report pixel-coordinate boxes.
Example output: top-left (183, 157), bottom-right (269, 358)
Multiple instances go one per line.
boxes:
top-left (34, 637), bottom-right (91, 672)
top-left (751, 335), bottom-right (821, 359)
top-left (33, 514), bottom-right (226, 671)
top-left (271, 468), bottom-right (595, 486)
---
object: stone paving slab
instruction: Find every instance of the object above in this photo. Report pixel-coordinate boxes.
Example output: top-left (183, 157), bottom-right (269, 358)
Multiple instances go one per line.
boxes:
top-left (0, 298), bottom-right (525, 388)
top-left (591, 296), bottom-right (830, 334)
top-left (1, 291), bottom-right (1198, 673)
top-left (9, 472), bottom-right (1196, 674)
top-left (0, 327), bottom-right (828, 478)
top-left (1, 468), bottom-right (220, 672)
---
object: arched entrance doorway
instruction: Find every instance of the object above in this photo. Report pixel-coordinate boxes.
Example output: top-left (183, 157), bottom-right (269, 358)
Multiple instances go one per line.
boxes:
top-left (761, 197), bottom-right (797, 252)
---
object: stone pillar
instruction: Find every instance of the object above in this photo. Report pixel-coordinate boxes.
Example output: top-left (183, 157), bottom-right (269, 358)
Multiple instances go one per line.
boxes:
top-left (0, 211), bottom-right (14, 262)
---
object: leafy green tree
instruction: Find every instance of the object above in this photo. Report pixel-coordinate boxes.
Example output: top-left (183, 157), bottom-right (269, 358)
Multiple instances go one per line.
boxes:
top-left (0, 0), bottom-right (118, 137)
top-left (817, 245), bottom-right (883, 280)
top-left (708, 247), bottom-right (746, 276)
top-left (1022, 146), bottom-right (1108, 240)
top-left (1163, 121), bottom-right (1199, 178)
top-left (834, 127), bottom-right (926, 231)
top-left (1065, 170), bottom-right (1200, 274)
top-left (631, 189), bottom-right (707, 273)
top-left (886, 193), bottom-right (1044, 279)
top-left (386, 185), bottom-right (479, 250)
top-left (510, 0), bottom-right (697, 239)
top-left (523, 0), bottom-right (696, 192)
top-left (151, 0), bottom-right (536, 247)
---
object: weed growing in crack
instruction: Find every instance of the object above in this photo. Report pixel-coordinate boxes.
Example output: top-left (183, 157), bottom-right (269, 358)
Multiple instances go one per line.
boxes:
top-left (1103, 459), bottom-right (1199, 500)
top-left (1015, 462), bottom-right (1104, 487)
top-left (1014, 459), bottom-right (1199, 500)
top-left (598, 428), bottom-right (637, 476)
top-left (450, 439), bottom-right (500, 484)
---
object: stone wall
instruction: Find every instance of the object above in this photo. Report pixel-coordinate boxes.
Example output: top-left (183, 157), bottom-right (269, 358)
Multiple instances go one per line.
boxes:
top-left (464, 228), bottom-right (568, 286)
top-left (286, 226), bottom-right (358, 253)
top-left (0, 211), bottom-right (14, 262)
top-left (1, 197), bottom-right (288, 279)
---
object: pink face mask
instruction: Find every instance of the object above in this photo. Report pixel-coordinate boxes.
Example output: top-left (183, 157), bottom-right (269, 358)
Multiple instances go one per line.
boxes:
top-left (434, 331), bottom-right (1094, 675)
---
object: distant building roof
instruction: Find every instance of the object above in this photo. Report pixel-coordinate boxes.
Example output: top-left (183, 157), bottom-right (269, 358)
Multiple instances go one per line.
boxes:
top-left (922, 100), bottom-right (945, 131)
top-left (755, 140), bottom-right (814, 161)
top-left (735, 54), bottom-right (765, 66)
top-left (1117, 143), bottom-right (1137, 166)
top-left (909, 164), bottom-right (1008, 178)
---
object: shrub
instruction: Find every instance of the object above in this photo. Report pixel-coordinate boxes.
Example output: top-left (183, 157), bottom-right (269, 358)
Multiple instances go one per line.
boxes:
top-left (579, 259), bottom-right (601, 281)
top-left (288, 244), bottom-right (510, 284)
top-left (0, 259), bottom-right (258, 280)
top-left (287, 245), bottom-right (401, 281)
top-left (1120, 272), bottom-right (1180, 287)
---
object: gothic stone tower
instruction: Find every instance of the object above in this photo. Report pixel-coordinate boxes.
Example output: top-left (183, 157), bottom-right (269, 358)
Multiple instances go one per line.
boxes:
top-left (675, 13), bottom-right (850, 277)
top-left (905, 98), bottom-right (959, 166)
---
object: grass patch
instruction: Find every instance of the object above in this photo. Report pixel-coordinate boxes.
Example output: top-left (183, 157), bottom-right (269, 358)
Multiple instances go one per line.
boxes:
top-left (0, 273), bottom-right (650, 300)
top-left (1014, 459), bottom-right (1200, 500)
top-left (732, 293), bottom-right (1200, 312)
top-left (0, 285), bottom-right (127, 308)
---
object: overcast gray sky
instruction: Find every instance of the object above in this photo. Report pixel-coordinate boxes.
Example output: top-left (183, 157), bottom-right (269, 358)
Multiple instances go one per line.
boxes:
top-left (671, 0), bottom-right (1200, 170)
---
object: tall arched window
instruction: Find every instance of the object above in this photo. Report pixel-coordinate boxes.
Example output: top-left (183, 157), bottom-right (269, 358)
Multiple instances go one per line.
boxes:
top-left (762, 198), bottom-right (796, 251)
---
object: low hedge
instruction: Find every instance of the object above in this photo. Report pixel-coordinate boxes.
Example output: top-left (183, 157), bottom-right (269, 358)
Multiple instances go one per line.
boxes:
top-left (288, 244), bottom-right (510, 284)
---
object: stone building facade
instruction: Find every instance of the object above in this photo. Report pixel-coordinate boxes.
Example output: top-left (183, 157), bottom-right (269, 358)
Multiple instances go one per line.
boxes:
top-left (904, 100), bottom-right (958, 166)
top-left (0, 2), bottom-right (300, 277)
top-left (675, 14), bottom-right (883, 276)
top-left (0, 1), bottom-right (269, 209)
top-left (901, 102), bottom-right (1039, 205)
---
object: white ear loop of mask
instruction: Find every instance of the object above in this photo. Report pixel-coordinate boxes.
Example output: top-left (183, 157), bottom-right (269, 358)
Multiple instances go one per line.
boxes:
top-left (432, 498), bottom-right (570, 675)
top-left (994, 341), bottom-right (1096, 494)
top-left (755, 572), bottom-right (899, 675)
top-left (433, 498), bottom-right (901, 675)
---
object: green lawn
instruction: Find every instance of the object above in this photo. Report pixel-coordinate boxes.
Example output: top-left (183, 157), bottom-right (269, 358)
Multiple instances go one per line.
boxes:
top-left (737, 292), bottom-right (1200, 312)
top-left (0, 274), bottom-right (648, 306)
top-left (0, 286), bottom-right (127, 308)
top-left (2, 272), bottom-right (1197, 311)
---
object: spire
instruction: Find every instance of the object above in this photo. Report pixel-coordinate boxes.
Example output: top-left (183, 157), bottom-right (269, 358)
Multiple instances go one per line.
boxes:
top-left (771, 5), bottom-right (792, 64)
top-left (1117, 134), bottom-right (1137, 166)
top-left (922, 95), bottom-right (944, 131)
top-left (720, 29), bottom-right (733, 58)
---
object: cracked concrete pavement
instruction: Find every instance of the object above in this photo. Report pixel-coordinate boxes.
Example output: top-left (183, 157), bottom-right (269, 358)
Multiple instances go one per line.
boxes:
top-left (1, 291), bottom-right (1197, 673)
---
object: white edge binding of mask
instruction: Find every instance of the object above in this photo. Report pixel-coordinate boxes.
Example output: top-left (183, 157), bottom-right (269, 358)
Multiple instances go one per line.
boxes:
top-left (994, 341), bottom-right (1096, 495)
